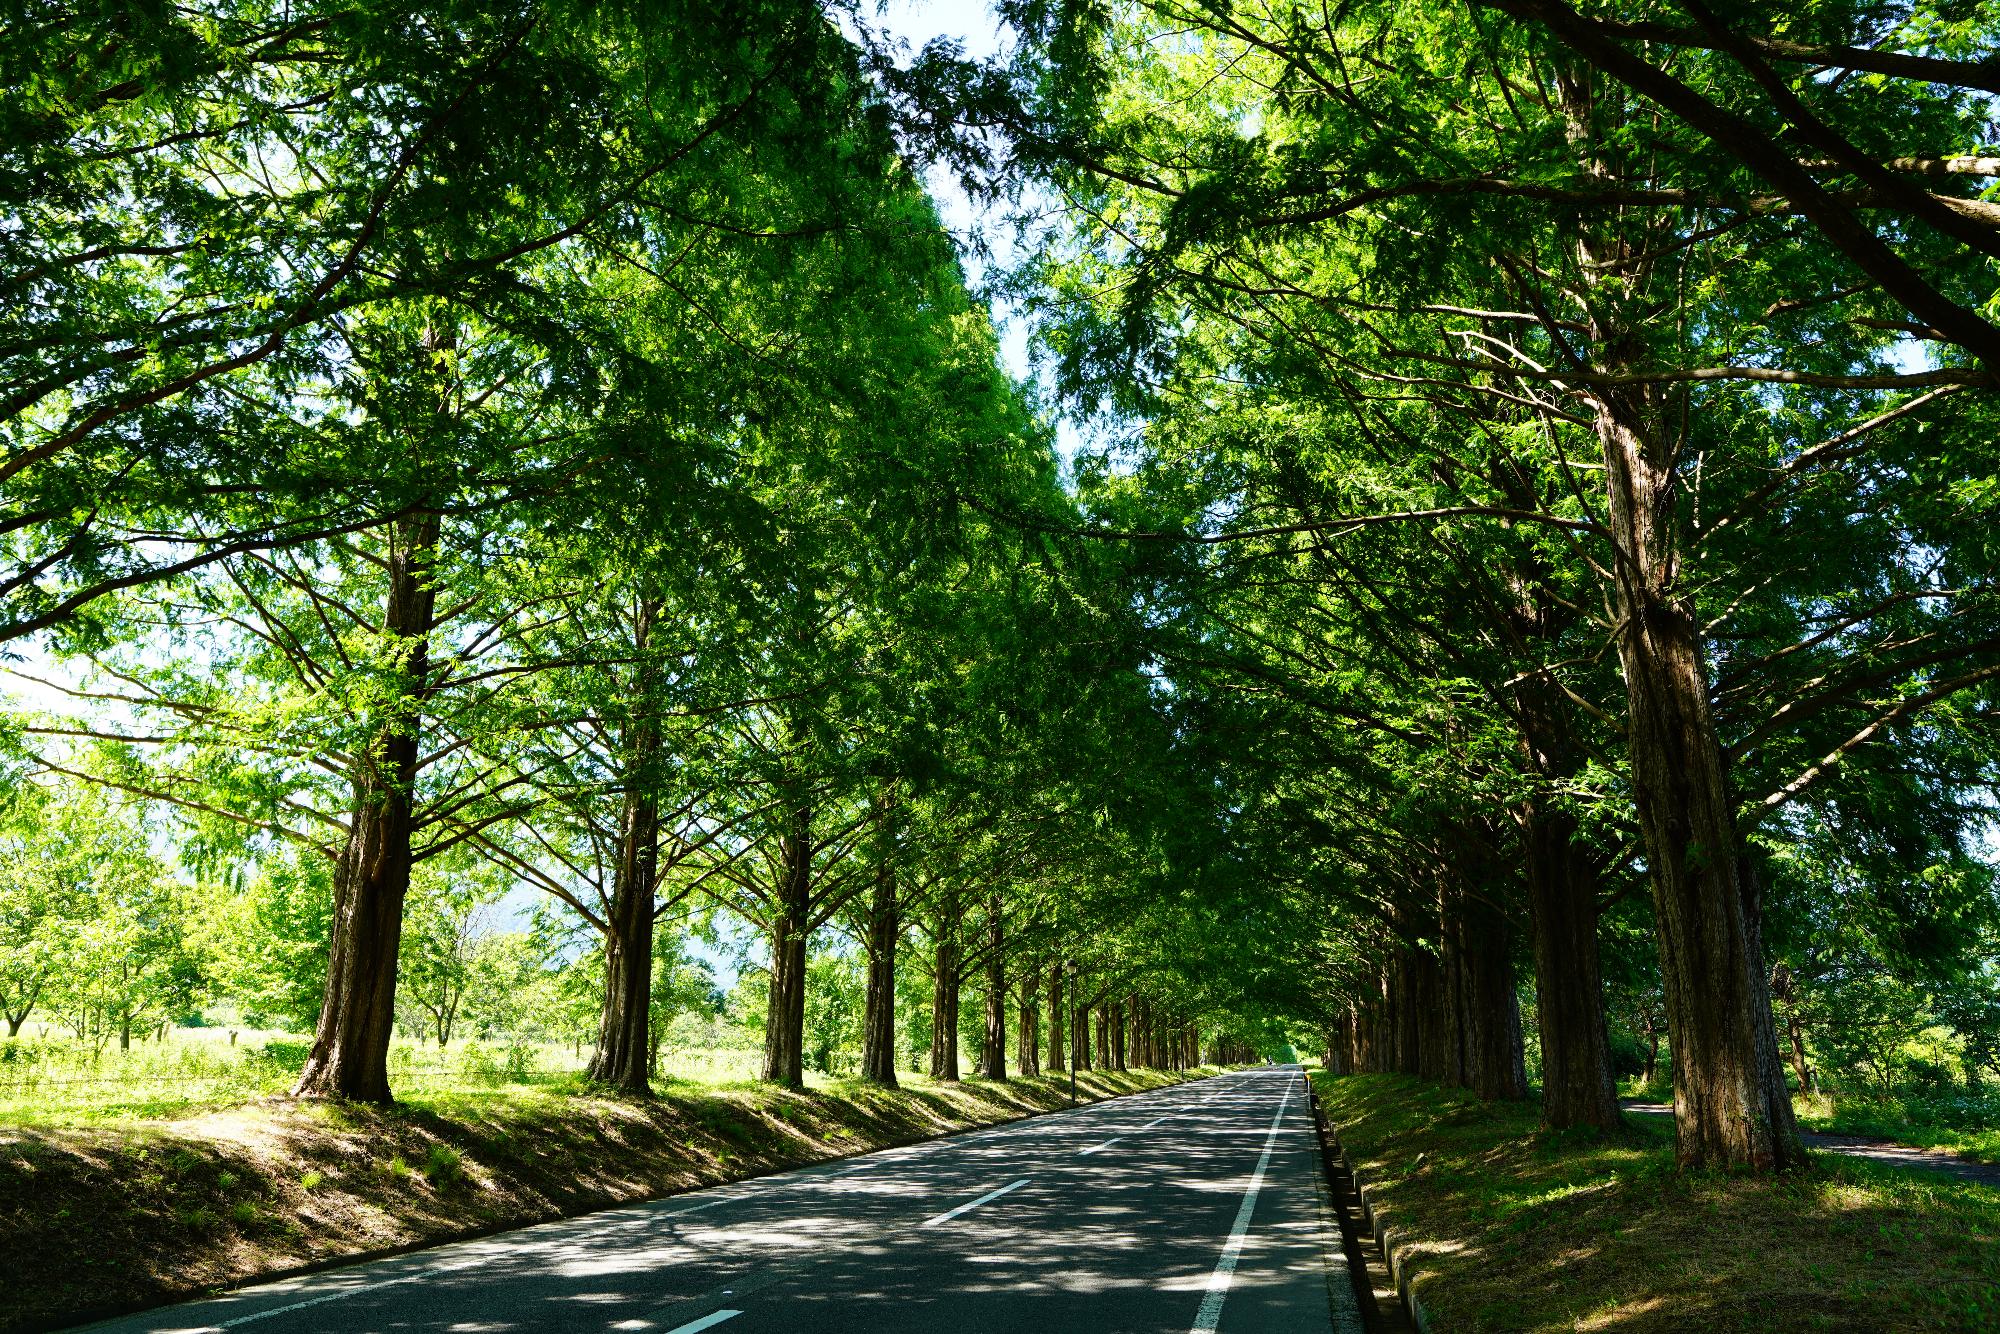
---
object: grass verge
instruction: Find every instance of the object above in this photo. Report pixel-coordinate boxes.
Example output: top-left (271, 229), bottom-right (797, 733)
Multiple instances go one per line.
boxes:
top-left (0, 1066), bottom-right (1214, 1331)
top-left (1316, 1072), bottom-right (2000, 1332)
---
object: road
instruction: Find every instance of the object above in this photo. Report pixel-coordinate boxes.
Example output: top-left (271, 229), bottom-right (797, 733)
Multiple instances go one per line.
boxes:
top-left (83, 1066), bottom-right (1362, 1334)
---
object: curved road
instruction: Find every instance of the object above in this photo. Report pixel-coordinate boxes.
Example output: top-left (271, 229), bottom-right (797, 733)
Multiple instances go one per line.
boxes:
top-left (82, 1066), bottom-right (1361, 1334)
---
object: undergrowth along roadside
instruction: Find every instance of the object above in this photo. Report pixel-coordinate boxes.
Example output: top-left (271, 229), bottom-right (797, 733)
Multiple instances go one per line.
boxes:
top-left (1316, 1072), bottom-right (2000, 1333)
top-left (0, 1066), bottom-right (1216, 1332)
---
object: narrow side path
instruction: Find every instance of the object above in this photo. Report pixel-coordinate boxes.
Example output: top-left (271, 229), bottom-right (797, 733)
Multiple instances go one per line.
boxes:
top-left (1621, 1102), bottom-right (2000, 1187)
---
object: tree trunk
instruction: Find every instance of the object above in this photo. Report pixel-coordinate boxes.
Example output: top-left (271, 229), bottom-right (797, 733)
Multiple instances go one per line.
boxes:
top-left (1558, 66), bottom-right (1801, 1173)
top-left (1771, 964), bottom-right (1813, 1095)
top-left (1442, 885), bottom-right (1527, 1100)
top-left (1596, 374), bottom-right (1801, 1167)
top-left (978, 893), bottom-right (1007, 1080)
top-left (294, 510), bottom-right (439, 1102)
top-left (1071, 972), bottom-right (1091, 1072)
top-left (760, 800), bottom-right (811, 1088)
top-left (587, 783), bottom-right (658, 1094)
top-left (1016, 966), bottom-right (1041, 1077)
top-left (860, 855), bottom-right (900, 1087)
top-left (928, 886), bottom-right (961, 1082)
top-left (1522, 806), bottom-right (1621, 1128)
top-left (589, 613), bottom-right (663, 1095)
top-left (1045, 965), bottom-right (1065, 1073)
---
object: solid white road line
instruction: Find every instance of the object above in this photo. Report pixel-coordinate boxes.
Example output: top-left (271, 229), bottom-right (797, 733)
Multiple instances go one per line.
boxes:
top-left (663, 1311), bottom-right (743, 1334)
top-left (921, 1177), bottom-right (1031, 1227)
top-left (1189, 1074), bottom-right (1296, 1334)
top-left (1078, 1137), bottom-right (1123, 1156)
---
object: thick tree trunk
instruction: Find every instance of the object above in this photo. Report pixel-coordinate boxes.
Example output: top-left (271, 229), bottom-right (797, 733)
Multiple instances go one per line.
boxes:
top-left (1070, 971), bottom-right (1091, 1072)
top-left (1556, 67), bottom-right (1801, 1172)
top-left (860, 856), bottom-right (900, 1087)
top-left (1522, 806), bottom-right (1621, 1129)
top-left (1441, 885), bottom-right (1527, 1100)
top-left (1045, 965), bottom-right (1065, 1073)
top-left (761, 803), bottom-right (812, 1088)
top-left (928, 887), bottom-right (961, 1082)
top-left (588, 619), bottom-right (662, 1095)
top-left (979, 893), bottom-right (1006, 1080)
top-left (294, 511), bottom-right (439, 1102)
top-left (1598, 397), bottom-right (1803, 1171)
top-left (1016, 967), bottom-right (1041, 1077)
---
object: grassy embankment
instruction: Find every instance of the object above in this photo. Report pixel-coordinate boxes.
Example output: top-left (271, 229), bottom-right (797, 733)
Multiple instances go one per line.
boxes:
top-left (0, 1062), bottom-right (1213, 1332)
top-left (1315, 1072), bottom-right (2000, 1333)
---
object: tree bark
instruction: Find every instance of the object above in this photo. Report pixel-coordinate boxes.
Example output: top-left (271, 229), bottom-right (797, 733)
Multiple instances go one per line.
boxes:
top-left (588, 604), bottom-right (663, 1096)
top-left (1070, 969), bottom-right (1091, 1071)
top-left (1548, 61), bottom-right (1803, 1173)
top-left (1045, 964), bottom-right (1065, 1073)
top-left (928, 885), bottom-right (961, 1082)
top-left (760, 798), bottom-right (811, 1088)
top-left (1598, 393), bottom-right (1804, 1170)
top-left (1016, 965), bottom-right (1041, 1077)
top-left (860, 855), bottom-right (900, 1087)
top-left (979, 892), bottom-right (1007, 1080)
top-left (1442, 884), bottom-right (1528, 1100)
top-left (293, 510), bottom-right (439, 1102)
top-left (1522, 806), bottom-right (1621, 1128)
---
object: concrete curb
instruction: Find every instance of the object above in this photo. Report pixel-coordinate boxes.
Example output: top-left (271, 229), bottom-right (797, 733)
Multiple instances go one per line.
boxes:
top-left (1349, 1163), bottom-right (1433, 1334)
top-left (1306, 1082), bottom-right (1433, 1334)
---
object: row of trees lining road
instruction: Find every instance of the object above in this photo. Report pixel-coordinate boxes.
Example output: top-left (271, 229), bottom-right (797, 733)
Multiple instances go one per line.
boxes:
top-left (9, 0), bottom-right (2000, 1183)
top-left (1, 0), bottom-right (1285, 1107)
top-left (881, 0), bottom-right (2000, 1172)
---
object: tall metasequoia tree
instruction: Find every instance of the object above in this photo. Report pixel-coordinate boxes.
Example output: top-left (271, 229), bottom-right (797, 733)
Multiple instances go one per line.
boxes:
top-left (1045, 965), bottom-right (1066, 1073)
top-left (584, 598), bottom-right (664, 1094)
top-left (978, 891), bottom-right (1008, 1080)
top-left (1016, 964), bottom-right (1042, 1076)
top-left (929, 883), bottom-right (963, 1081)
top-left (860, 830), bottom-right (902, 1086)
top-left (762, 790), bottom-right (814, 1087)
top-left (293, 509), bottom-right (440, 1101)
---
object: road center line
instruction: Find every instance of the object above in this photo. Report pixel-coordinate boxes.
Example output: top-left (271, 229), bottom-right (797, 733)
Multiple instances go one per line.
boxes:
top-left (1078, 1137), bottom-right (1122, 1156)
top-left (662, 1312), bottom-right (743, 1334)
top-left (921, 1177), bottom-right (1031, 1227)
top-left (1189, 1075), bottom-right (1296, 1334)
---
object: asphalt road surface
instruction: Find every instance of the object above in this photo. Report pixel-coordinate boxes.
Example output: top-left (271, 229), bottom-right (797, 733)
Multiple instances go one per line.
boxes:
top-left (83, 1066), bottom-right (1362, 1334)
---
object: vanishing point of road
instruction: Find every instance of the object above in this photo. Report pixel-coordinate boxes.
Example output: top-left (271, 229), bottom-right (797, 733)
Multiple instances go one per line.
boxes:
top-left (83, 1066), bottom-right (1363, 1334)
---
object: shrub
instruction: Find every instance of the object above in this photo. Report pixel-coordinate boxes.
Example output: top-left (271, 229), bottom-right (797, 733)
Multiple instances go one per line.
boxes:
top-left (422, 1144), bottom-right (463, 1187)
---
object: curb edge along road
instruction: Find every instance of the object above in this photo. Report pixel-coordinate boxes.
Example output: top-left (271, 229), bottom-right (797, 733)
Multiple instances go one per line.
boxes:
top-left (1306, 1080), bottom-right (1431, 1334)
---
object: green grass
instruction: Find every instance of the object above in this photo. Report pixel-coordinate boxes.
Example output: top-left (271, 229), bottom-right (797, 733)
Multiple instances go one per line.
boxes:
top-left (1317, 1072), bottom-right (2000, 1333)
top-left (0, 1028), bottom-right (793, 1125)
